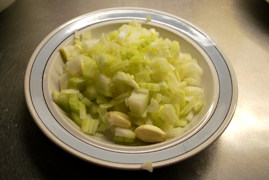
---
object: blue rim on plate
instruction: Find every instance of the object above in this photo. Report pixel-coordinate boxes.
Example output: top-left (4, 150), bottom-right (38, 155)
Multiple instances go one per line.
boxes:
top-left (24, 8), bottom-right (237, 170)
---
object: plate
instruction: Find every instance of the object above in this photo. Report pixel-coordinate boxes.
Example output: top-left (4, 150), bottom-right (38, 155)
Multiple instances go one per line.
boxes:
top-left (24, 8), bottom-right (237, 170)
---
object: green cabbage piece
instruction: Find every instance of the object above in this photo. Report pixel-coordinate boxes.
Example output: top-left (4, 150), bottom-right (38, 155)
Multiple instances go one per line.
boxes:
top-left (54, 20), bottom-right (204, 143)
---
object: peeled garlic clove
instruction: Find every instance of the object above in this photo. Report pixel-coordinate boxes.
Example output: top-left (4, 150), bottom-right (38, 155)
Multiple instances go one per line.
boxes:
top-left (135, 124), bottom-right (167, 143)
top-left (106, 111), bottom-right (131, 128)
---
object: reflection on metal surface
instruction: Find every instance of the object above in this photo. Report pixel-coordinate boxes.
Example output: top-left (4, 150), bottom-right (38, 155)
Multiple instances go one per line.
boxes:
top-left (223, 106), bottom-right (269, 148)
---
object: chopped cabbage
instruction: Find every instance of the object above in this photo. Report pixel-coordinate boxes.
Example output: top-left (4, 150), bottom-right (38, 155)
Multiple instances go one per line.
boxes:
top-left (53, 20), bottom-right (204, 144)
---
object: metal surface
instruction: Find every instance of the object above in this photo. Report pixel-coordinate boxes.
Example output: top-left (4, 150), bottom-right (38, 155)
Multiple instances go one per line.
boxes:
top-left (0, 0), bottom-right (268, 179)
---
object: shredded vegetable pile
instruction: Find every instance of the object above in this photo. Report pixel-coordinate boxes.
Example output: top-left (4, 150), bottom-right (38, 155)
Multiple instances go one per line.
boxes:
top-left (53, 20), bottom-right (204, 144)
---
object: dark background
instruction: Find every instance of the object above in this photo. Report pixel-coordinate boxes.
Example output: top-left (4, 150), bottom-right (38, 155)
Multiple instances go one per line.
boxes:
top-left (1, 0), bottom-right (269, 179)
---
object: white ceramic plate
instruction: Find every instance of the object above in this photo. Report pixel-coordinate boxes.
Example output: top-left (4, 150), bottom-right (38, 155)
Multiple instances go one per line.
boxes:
top-left (24, 8), bottom-right (237, 170)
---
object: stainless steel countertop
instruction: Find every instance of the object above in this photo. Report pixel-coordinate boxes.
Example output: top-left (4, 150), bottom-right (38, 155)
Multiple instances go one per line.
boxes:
top-left (0, 0), bottom-right (268, 179)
